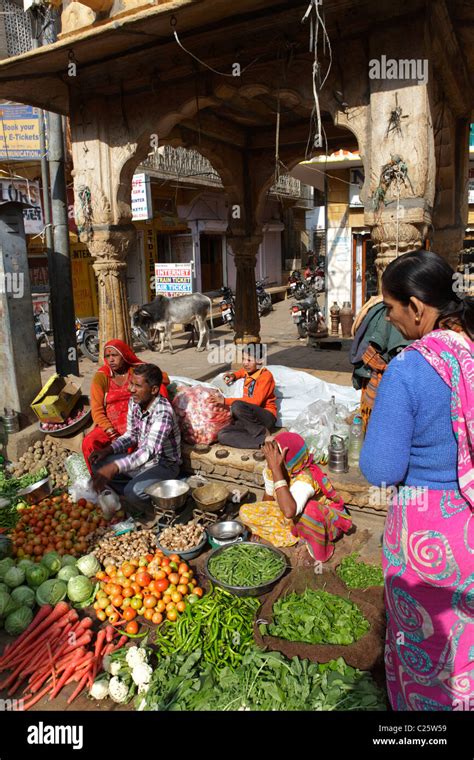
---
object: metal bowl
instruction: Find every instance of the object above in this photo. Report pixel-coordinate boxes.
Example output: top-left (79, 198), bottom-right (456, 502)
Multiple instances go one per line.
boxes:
top-left (207, 520), bottom-right (247, 547)
top-left (205, 541), bottom-right (288, 597)
top-left (17, 476), bottom-right (52, 506)
top-left (144, 480), bottom-right (190, 511)
top-left (39, 396), bottom-right (92, 438)
top-left (156, 531), bottom-right (208, 561)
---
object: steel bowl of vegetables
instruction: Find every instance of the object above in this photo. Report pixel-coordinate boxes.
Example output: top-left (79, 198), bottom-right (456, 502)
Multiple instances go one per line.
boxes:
top-left (16, 475), bottom-right (52, 506)
top-left (156, 521), bottom-right (208, 560)
top-left (205, 541), bottom-right (288, 597)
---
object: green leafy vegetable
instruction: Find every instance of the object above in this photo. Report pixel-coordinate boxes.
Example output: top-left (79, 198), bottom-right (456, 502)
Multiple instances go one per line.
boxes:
top-left (4, 566), bottom-right (25, 589)
top-left (26, 563), bottom-right (49, 589)
top-left (67, 575), bottom-right (93, 603)
top-left (337, 553), bottom-right (384, 589)
top-left (208, 544), bottom-right (286, 588)
top-left (0, 467), bottom-right (48, 499)
top-left (264, 588), bottom-right (370, 645)
top-left (41, 551), bottom-right (62, 576)
top-left (11, 585), bottom-right (36, 608)
top-left (0, 558), bottom-right (15, 581)
top-left (139, 648), bottom-right (387, 712)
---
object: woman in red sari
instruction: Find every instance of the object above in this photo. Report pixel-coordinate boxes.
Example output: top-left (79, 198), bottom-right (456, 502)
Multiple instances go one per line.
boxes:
top-left (82, 340), bottom-right (169, 470)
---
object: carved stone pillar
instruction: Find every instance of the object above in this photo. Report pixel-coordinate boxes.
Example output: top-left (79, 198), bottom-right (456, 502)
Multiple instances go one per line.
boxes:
top-left (228, 236), bottom-right (261, 343)
top-left (87, 226), bottom-right (135, 352)
top-left (370, 221), bottom-right (428, 292)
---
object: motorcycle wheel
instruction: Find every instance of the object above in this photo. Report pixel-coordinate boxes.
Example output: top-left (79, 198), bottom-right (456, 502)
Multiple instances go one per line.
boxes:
top-left (297, 323), bottom-right (308, 338)
top-left (81, 330), bottom-right (100, 362)
top-left (136, 327), bottom-right (155, 351)
top-left (38, 336), bottom-right (55, 366)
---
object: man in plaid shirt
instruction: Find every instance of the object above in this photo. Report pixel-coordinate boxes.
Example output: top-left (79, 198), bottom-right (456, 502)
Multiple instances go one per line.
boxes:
top-left (91, 364), bottom-right (181, 513)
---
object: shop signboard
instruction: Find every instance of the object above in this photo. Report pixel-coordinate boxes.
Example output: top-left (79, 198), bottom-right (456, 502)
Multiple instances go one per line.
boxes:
top-left (0, 178), bottom-right (43, 234)
top-left (154, 262), bottom-right (193, 297)
top-left (469, 163), bottom-right (474, 205)
top-left (131, 173), bottom-right (152, 221)
top-left (0, 105), bottom-right (41, 160)
top-left (349, 168), bottom-right (364, 207)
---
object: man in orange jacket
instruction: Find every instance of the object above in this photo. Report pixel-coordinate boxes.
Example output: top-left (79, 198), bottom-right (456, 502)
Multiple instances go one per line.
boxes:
top-left (217, 344), bottom-right (277, 449)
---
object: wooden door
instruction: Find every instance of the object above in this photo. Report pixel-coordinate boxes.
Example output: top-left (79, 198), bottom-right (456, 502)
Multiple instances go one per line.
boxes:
top-left (200, 234), bottom-right (223, 292)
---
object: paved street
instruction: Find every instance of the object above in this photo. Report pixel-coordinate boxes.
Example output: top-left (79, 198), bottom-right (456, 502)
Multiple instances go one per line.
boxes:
top-left (42, 299), bottom-right (354, 393)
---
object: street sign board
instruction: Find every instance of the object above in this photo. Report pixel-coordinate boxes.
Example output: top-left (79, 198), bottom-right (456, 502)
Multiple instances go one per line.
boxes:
top-left (154, 262), bottom-right (193, 297)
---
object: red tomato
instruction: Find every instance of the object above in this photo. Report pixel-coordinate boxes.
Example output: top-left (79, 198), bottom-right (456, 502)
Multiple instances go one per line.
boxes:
top-left (125, 621), bottom-right (139, 635)
top-left (135, 571), bottom-right (152, 588)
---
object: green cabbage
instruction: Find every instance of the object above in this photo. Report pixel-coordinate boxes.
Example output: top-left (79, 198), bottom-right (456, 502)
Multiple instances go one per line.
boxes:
top-left (11, 585), bottom-right (36, 609)
top-left (0, 558), bottom-right (15, 580)
top-left (35, 579), bottom-right (67, 607)
top-left (57, 565), bottom-right (80, 582)
top-left (4, 566), bottom-right (25, 589)
top-left (67, 575), bottom-right (93, 603)
top-left (17, 559), bottom-right (35, 572)
top-left (4, 596), bottom-right (20, 617)
top-left (61, 555), bottom-right (77, 567)
top-left (76, 554), bottom-right (100, 578)
top-left (41, 551), bottom-right (62, 576)
top-left (26, 564), bottom-right (49, 589)
top-left (0, 582), bottom-right (8, 593)
top-left (0, 590), bottom-right (11, 616)
top-left (5, 606), bottom-right (33, 636)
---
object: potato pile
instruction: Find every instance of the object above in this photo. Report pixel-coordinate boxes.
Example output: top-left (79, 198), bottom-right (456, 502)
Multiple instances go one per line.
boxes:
top-left (90, 528), bottom-right (158, 566)
top-left (12, 440), bottom-right (68, 490)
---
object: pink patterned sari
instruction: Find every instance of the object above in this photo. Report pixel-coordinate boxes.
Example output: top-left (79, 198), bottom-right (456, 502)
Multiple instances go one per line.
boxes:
top-left (383, 330), bottom-right (474, 711)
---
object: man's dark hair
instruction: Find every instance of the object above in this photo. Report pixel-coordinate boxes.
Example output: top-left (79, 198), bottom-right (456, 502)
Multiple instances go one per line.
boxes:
top-left (132, 363), bottom-right (163, 388)
top-left (242, 342), bottom-right (266, 362)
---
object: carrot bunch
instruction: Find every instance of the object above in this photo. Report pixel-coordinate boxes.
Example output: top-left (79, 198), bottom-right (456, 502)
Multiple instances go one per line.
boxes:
top-left (0, 602), bottom-right (127, 709)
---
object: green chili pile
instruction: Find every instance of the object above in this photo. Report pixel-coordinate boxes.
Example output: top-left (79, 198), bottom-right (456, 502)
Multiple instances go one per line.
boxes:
top-left (208, 543), bottom-right (286, 588)
top-left (262, 588), bottom-right (370, 646)
top-left (153, 588), bottom-right (259, 671)
top-left (336, 553), bottom-right (384, 589)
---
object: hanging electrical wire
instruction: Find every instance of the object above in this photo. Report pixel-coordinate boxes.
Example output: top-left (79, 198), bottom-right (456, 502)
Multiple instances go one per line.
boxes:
top-left (302, 0), bottom-right (333, 158)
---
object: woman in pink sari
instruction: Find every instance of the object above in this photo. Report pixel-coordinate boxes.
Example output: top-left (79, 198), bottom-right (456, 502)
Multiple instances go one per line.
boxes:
top-left (360, 250), bottom-right (474, 711)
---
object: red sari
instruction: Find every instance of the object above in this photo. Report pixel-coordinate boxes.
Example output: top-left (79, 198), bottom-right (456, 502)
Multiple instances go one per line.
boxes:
top-left (82, 339), bottom-right (169, 470)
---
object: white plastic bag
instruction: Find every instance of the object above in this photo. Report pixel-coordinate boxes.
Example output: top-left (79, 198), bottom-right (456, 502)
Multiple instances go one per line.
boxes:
top-left (97, 489), bottom-right (121, 520)
top-left (68, 477), bottom-right (98, 504)
top-left (290, 397), bottom-right (350, 461)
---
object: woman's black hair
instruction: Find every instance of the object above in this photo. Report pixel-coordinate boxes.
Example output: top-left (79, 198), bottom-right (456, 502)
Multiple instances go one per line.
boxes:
top-left (132, 363), bottom-right (163, 389)
top-left (382, 249), bottom-right (474, 340)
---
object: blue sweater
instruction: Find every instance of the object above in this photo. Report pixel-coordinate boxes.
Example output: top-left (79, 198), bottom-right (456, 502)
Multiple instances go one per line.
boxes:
top-left (359, 350), bottom-right (458, 490)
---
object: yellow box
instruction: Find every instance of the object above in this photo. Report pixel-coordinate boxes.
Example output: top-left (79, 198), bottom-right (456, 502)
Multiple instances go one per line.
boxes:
top-left (31, 374), bottom-right (82, 423)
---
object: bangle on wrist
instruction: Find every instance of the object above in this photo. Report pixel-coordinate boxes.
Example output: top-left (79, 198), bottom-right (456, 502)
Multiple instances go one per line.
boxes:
top-left (273, 480), bottom-right (288, 491)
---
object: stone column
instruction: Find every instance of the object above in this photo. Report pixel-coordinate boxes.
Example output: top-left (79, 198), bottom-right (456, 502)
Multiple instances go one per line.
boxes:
top-left (228, 236), bottom-right (261, 343)
top-left (87, 226), bottom-right (135, 352)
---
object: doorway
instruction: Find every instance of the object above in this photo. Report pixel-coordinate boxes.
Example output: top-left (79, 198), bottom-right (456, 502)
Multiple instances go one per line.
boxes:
top-left (200, 234), bottom-right (223, 292)
top-left (352, 233), bottom-right (378, 312)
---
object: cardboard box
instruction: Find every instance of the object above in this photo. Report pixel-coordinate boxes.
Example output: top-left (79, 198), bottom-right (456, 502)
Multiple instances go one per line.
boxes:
top-left (31, 374), bottom-right (82, 423)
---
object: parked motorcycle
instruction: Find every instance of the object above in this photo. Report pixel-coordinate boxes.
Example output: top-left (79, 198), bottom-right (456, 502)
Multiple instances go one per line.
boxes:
top-left (256, 278), bottom-right (273, 317)
top-left (35, 307), bottom-right (55, 366)
top-left (131, 322), bottom-right (155, 351)
top-left (76, 317), bottom-right (99, 362)
top-left (219, 286), bottom-right (235, 327)
top-left (290, 291), bottom-right (328, 339)
top-left (287, 270), bottom-right (303, 298)
top-left (304, 263), bottom-right (326, 293)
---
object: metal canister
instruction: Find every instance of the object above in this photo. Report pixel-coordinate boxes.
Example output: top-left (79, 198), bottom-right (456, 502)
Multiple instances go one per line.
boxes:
top-left (1, 410), bottom-right (20, 434)
top-left (328, 434), bottom-right (348, 473)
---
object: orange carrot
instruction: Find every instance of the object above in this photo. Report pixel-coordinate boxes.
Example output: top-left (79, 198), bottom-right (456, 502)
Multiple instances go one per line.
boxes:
top-left (23, 680), bottom-right (54, 711)
top-left (0, 605), bottom-right (53, 659)
top-left (0, 611), bottom-right (77, 670)
top-left (67, 670), bottom-right (90, 704)
top-left (48, 650), bottom-right (84, 700)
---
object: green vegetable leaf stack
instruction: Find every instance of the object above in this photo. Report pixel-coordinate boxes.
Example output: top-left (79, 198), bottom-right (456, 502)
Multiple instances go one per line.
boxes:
top-left (337, 553), bottom-right (384, 589)
top-left (264, 588), bottom-right (370, 645)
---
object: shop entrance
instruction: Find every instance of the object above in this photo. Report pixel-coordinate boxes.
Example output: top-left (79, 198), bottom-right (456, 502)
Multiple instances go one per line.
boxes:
top-left (352, 233), bottom-right (378, 312)
top-left (200, 234), bottom-right (223, 292)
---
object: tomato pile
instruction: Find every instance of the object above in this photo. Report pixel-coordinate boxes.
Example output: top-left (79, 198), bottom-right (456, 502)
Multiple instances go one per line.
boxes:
top-left (93, 551), bottom-right (204, 634)
top-left (10, 494), bottom-right (125, 562)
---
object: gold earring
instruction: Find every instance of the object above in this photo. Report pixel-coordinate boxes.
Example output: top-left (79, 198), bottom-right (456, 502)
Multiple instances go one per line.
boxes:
top-left (415, 316), bottom-right (420, 324)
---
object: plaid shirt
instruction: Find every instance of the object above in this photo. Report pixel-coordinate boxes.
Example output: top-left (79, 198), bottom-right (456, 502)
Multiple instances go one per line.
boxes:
top-left (110, 396), bottom-right (181, 474)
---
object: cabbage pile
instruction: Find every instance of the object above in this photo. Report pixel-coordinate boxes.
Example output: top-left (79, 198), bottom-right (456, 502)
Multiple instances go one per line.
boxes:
top-left (0, 550), bottom-right (98, 635)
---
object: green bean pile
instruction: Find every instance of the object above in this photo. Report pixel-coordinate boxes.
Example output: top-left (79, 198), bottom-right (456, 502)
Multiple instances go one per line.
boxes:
top-left (153, 588), bottom-right (259, 671)
top-left (208, 543), bottom-right (286, 588)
